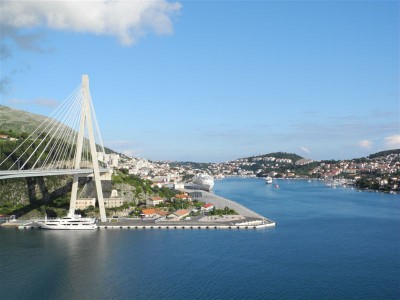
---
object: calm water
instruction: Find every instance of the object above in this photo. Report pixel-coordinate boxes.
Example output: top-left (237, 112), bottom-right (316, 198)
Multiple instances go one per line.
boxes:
top-left (1, 178), bottom-right (399, 300)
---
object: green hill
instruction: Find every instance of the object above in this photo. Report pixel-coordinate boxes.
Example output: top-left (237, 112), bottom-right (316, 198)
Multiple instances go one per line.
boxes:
top-left (248, 152), bottom-right (303, 162)
top-left (368, 149), bottom-right (400, 159)
top-left (0, 105), bottom-right (50, 135)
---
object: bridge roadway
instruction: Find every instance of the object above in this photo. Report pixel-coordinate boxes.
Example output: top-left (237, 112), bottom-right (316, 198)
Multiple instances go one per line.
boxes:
top-left (0, 168), bottom-right (110, 180)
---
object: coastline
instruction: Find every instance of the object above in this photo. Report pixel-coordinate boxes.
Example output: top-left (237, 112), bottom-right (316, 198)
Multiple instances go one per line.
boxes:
top-left (2, 187), bottom-right (276, 230)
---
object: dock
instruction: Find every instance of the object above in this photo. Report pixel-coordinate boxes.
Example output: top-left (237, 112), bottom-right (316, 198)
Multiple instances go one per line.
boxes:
top-left (2, 189), bottom-right (275, 230)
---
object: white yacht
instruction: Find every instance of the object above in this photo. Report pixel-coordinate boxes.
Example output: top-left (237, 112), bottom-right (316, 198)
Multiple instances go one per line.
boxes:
top-left (193, 173), bottom-right (214, 191)
top-left (36, 214), bottom-right (97, 230)
top-left (265, 176), bottom-right (273, 184)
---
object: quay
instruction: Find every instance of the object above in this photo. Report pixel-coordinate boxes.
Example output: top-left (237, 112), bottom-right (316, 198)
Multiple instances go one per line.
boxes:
top-left (12, 221), bottom-right (275, 230)
top-left (2, 189), bottom-right (276, 230)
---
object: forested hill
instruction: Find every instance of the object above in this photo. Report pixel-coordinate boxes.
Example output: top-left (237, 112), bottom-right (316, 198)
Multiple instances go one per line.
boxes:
top-left (368, 149), bottom-right (400, 159)
top-left (239, 152), bottom-right (304, 163)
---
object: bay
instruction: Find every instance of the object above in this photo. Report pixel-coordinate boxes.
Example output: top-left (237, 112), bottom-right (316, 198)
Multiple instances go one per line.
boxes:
top-left (1, 178), bottom-right (399, 299)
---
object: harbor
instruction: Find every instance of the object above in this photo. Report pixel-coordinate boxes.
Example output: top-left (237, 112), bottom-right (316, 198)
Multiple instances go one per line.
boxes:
top-left (1, 188), bottom-right (275, 230)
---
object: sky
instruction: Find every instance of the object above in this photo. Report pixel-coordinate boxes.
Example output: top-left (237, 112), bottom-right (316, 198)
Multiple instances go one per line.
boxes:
top-left (0, 0), bottom-right (399, 162)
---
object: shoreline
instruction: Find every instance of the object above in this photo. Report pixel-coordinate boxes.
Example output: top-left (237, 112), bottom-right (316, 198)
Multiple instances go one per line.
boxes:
top-left (1, 187), bottom-right (276, 230)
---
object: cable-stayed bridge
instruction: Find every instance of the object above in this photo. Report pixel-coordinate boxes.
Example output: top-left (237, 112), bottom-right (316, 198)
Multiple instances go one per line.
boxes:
top-left (0, 75), bottom-right (110, 221)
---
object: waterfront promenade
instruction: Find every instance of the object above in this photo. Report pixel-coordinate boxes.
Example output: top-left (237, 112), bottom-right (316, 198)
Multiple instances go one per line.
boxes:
top-left (2, 189), bottom-right (275, 230)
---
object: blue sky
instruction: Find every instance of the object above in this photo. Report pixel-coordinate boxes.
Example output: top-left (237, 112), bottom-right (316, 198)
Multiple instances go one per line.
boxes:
top-left (1, 0), bottom-right (399, 162)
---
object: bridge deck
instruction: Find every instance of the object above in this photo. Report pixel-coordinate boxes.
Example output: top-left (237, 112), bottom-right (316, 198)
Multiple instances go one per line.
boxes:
top-left (0, 168), bottom-right (110, 180)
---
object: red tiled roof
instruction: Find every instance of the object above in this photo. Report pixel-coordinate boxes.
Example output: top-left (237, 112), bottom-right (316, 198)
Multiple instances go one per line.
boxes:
top-left (174, 209), bottom-right (191, 216)
top-left (157, 211), bottom-right (168, 216)
top-left (141, 208), bottom-right (157, 215)
top-left (175, 194), bottom-right (190, 199)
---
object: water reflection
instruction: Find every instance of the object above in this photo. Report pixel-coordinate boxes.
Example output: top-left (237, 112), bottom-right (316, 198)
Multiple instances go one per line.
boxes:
top-left (40, 231), bottom-right (107, 299)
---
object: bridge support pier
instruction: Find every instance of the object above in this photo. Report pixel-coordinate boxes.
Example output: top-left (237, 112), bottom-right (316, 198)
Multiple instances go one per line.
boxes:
top-left (70, 75), bottom-right (107, 222)
top-left (69, 174), bottom-right (79, 215)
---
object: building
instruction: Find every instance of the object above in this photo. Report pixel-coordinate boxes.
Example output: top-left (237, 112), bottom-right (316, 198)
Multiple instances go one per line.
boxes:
top-left (167, 209), bottom-right (191, 220)
top-left (174, 193), bottom-right (192, 201)
top-left (141, 208), bottom-right (159, 218)
top-left (174, 182), bottom-right (185, 190)
top-left (202, 203), bottom-right (214, 212)
top-left (75, 198), bottom-right (96, 210)
top-left (104, 198), bottom-right (124, 208)
top-left (97, 152), bottom-right (120, 168)
top-left (146, 196), bottom-right (165, 206)
top-left (0, 134), bottom-right (17, 141)
top-left (102, 189), bottom-right (125, 208)
top-left (110, 189), bottom-right (118, 198)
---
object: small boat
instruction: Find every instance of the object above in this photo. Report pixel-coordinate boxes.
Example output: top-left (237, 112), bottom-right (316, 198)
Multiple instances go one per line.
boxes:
top-left (36, 214), bottom-right (97, 230)
top-left (265, 176), bottom-right (273, 184)
top-left (274, 184), bottom-right (279, 189)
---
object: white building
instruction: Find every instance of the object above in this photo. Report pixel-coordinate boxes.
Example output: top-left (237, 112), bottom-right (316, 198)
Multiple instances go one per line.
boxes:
top-left (146, 197), bottom-right (165, 206)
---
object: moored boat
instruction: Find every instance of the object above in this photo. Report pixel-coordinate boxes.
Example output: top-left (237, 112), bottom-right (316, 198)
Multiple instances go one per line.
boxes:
top-left (36, 214), bottom-right (97, 230)
top-left (192, 173), bottom-right (214, 191)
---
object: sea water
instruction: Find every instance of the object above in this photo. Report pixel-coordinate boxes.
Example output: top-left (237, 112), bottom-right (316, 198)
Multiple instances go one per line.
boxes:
top-left (1, 178), bottom-right (399, 299)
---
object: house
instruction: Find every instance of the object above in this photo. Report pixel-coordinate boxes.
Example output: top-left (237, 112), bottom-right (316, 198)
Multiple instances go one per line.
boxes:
top-left (141, 208), bottom-right (168, 218)
top-left (140, 208), bottom-right (159, 218)
top-left (174, 193), bottom-right (192, 201)
top-left (167, 209), bottom-right (191, 220)
top-left (201, 203), bottom-right (214, 212)
top-left (146, 196), bottom-right (165, 206)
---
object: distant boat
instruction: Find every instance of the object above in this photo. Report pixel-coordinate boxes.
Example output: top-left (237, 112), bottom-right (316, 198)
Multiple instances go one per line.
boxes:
top-left (274, 184), bottom-right (279, 189)
top-left (193, 173), bottom-right (214, 191)
top-left (265, 176), bottom-right (273, 184)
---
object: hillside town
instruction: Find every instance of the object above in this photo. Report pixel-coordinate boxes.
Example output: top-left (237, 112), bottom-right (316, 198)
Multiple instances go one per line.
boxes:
top-left (115, 150), bottom-right (400, 195)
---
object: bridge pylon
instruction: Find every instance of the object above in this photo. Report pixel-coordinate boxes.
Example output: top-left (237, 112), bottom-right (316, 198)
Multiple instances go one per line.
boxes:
top-left (69, 75), bottom-right (107, 222)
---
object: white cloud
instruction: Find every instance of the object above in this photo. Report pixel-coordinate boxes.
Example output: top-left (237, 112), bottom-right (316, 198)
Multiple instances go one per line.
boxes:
top-left (0, 0), bottom-right (181, 45)
top-left (299, 146), bottom-right (310, 154)
top-left (358, 139), bottom-right (372, 149)
top-left (384, 135), bottom-right (400, 148)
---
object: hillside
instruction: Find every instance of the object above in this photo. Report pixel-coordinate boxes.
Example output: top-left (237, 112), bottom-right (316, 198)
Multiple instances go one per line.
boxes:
top-left (368, 149), bottom-right (400, 159)
top-left (0, 105), bottom-right (50, 135)
top-left (245, 152), bottom-right (303, 163)
top-left (0, 105), bottom-right (116, 156)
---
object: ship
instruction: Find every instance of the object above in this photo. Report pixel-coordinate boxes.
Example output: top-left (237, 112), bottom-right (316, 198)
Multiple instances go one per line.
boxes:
top-left (192, 173), bottom-right (215, 191)
top-left (35, 214), bottom-right (97, 230)
top-left (265, 176), bottom-right (273, 184)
